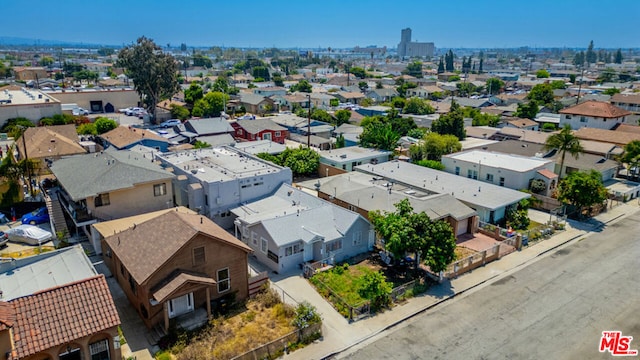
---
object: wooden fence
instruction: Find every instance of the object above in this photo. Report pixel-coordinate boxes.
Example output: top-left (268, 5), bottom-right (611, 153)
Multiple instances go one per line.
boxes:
top-left (248, 271), bottom-right (269, 298)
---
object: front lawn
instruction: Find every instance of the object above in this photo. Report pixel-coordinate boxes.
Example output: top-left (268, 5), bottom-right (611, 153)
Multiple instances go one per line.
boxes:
top-left (310, 264), bottom-right (374, 309)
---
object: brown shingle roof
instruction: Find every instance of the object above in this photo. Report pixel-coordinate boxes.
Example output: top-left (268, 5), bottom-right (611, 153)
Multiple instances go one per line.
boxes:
top-left (611, 93), bottom-right (640, 105)
top-left (16, 124), bottom-right (85, 159)
top-left (505, 117), bottom-right (539, 128)
top-left (152, 271), bottom-right (216, 303)
top-left (10, 275), bottom-right (119, 359)
top-left (559, 100), bottom-right (631, 118)
top-left (615, 124), bottom-right (640, 134)
top-left (573, 127), bottom-right (640, 146)
top-left (537, 169), bottom-right (557, 179)
top-left (105, 211), bottom-right (251, 285)
top-left (100, 126), bottom-right (167, 149)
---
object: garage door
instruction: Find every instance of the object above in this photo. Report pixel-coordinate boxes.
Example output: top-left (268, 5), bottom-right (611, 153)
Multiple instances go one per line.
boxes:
top-left (456, 218), bottom-right (468, 236)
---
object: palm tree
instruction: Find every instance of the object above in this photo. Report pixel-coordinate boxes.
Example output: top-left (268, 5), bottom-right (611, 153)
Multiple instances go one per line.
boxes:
top-left (544, 124), bottom-right (583, 178)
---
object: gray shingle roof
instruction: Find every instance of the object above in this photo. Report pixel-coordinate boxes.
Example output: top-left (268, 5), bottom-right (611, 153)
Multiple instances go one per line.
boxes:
top-left (236, 118), bottom-right (287, 134)
top-left (50, 150), bottom-right (175, 201)
top-left (184, 117), bottom-right (235, 136)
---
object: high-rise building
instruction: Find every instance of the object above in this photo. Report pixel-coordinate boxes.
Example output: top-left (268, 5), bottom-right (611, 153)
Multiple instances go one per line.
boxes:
top-left (397, 28), bottom-right (435, 58)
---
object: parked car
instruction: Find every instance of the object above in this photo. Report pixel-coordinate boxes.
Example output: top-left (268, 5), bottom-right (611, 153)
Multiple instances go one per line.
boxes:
top-left (72, 107), bottom-right (90, 116)
top-left (125, 107), bottom-right (145, 116)
top-left (0, 231), bottom-right (8, 248)
top-left (5, 225), bottom-right (53, 245)
top-left (160, 119), bottom-right (181, 128)
top-left (21, 207), bottom-right (49, 225)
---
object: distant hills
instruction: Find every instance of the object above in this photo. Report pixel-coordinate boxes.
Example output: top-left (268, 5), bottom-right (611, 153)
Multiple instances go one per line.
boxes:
top-left (0, 36), bottom-right (111, 48)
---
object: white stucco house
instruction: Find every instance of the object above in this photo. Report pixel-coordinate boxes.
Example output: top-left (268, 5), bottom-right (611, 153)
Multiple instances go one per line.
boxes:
top-left (559, 100), bottom-right (631, 130)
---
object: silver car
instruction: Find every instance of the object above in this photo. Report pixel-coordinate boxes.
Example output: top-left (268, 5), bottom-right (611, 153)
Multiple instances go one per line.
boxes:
top-left (5, 225), bottom-right (53, 246)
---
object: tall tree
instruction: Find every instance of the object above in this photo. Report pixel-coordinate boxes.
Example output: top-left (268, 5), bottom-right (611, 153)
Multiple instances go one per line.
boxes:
top-left (514, 101), bottom-right (539, 120)
top-left (614, 48), bottom-right (623, 64)
top-left (431, 100), bottom-right (465, 140)
top-left (403, 61), bottom-right (423, 78)
top-left (485, 78), bottom-right (504, 95)
top-left (586, 40), bottom-right (596, 66)
top-left (619, 140), bottom-right (640, 180)
top-left (573, 51), bottom-right (585, 67)
top-left (184, 82), bottom-right (203, 106)
top-left (117, 37), bottom-right (180, 121)
top-left (358, 121), bottom-right (400, 151)
top-left (437, 57), bottom-right (445, 74)
top-left (557, 170), bottom-right (608, 216)
top-left (478, 58), bottom-right (484, 73)
top-left (445, 50), bottom-right (454, 72)
top-left (544, 124), bottom-right (583, 178)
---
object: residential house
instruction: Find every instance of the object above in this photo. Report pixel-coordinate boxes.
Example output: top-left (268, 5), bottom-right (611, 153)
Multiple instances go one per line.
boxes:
top-left (101, 209), bottom-right (252, 331)
top-left (406, 85), bottom-right (442, 99)
top-left (503, 117), bottom-right (540, 131)
top-left (155, 146), bottom-right (292, 228)
top-left (334, 91), bottom-right (366, 105)
top-left (309, 93), bottom-right (336, 110)
top-left (610, 93), bottom-right (640, 123)
top-left (184, 117), bottom-right (235, 137)
top-left (334, 123), bottom-right (364, 147)
top-left (446, 96), bottom-right (493, 109)
top-left (50, 149), bottom-right (175, 236)
top-left (238, 93), bottom-right (276, 115)
top-left (441, 150), bottom-right (555, 194)
top-left (271, 94), bottom-right (309, 111)
top-left (556, 152), bottom-right (619, 182)
top-left (297, 171), bottom-right (478, 237)
top-left (355, 161), bottom-right (530, 224)
top-left (559, 100), bottom-right (631, 130)
top-left (366, 88), bottom-right (399, 103)
top-left (100, 126), bottom-right (170, 152)
top-left (232, 118), bottom-right (288, 143)
top-left (231, 184), bottom-right (372, 273)
top-left (356, 105), bottom-right (391, 117)
top-left (253, 86), bottom-right (287, 97)
top-left (12, 67), bottom-right (48, 81)
top-left (319, 146), bottom-right (391, 173)
top-left (572, 127), bottom-right (640, 147)
top-left (15, 124), bottom-right (87, 174)
top-left (0, 246), bottom-right (121, 360)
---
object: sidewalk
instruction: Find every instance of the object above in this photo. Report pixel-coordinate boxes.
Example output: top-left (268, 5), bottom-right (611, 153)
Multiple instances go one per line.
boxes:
top-left (279, 202), bottom-right (640, 360)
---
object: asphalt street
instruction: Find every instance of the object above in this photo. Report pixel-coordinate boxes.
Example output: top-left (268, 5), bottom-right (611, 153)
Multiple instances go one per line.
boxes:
top-left (339, 212), bottom-right (640, 360)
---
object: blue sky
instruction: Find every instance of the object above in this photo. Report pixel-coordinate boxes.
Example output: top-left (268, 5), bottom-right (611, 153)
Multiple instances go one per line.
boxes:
top-left (3, 0), bottom-right (639, 49)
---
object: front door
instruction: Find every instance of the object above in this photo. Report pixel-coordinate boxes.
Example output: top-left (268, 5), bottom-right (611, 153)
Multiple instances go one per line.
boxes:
top-left (262, 132), bottom-right (272, 141)
top-left (168, 293), bottom-right (194, 318)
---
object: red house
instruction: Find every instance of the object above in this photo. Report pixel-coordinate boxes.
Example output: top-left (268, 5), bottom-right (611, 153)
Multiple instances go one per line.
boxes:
top-left (232, 118), bottom-right (289, 144)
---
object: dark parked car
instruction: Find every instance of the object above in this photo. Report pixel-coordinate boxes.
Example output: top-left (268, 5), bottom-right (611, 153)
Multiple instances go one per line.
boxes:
top-left (21, 207), bottom-right (49, 225)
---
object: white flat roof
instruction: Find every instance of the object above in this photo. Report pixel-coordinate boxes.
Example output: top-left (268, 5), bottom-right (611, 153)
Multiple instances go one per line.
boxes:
top-left (320, 146), bottom-right (391, 162)
top-left (0, 88), bottom-right (59, 105)
top-left (446, 150), bottom-right (552, 172)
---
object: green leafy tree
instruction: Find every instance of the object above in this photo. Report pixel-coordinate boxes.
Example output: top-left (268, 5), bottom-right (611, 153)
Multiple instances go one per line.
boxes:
top-left (456, 82), bottom-right (477, 97)
top-left (291, 79), bottom-right (312, 93)
top-left (1, 117), bottom-right (35, 139)
top-left (273, 74), bottom-right (284, 87)
top-left (437, 57), bottom-right (445, 74)
top-left (94, 117), bottom-right (118, 134)
top-left (391, 96), bottom-right (406, 109)
top-left (550, 80), bottom-right (567, 90)
top-left (406, 128), bottom-right (426, 139)
top-left (403, 97), bottom-right (435, 115)
top-left (586, 40), bottom-right (596, 66)
top-left (603, 87), bottom-right (621, 96)
top-left (192, 53), bottom-right (212, 68)
top-left (447, 75), bottom-right (460, 82)
top-left (334, 109), bottom-right (352, 126)
top-left (117, 37), bottom-right (180, 120)
top-left (462, 107), bottom-right (500, 127)
top-left (349, 66), bottom-right (366, 79)
top-left (527, 83), bottom-right (555, 107)
top-left (193, 140), bottom-right (211, 149)
top-left (358, 271), bottom-right (392, 309)
top-left (536, 69), bottom-right (550, 78)
top-left (544, 124), bottom-right (583, 178)
top-left (359, 121), bottom-right (400, 151)
top-left (192, 91), bottom-right (229, 117)
top-left (431, 101), bottom-right (465, 140)
top-left (39, 56), bottom-right (54, 67)
top-left (573, 51), bottom-right (585, 67)
top-left (557, 170), bottom-right (608, 216)
top-left (396, 80), bottom-right (418, 98)
top-left (335, 134), bottom-right (346, 148)
top-left (279, 146), bottom-right (320, 176)
top-left (619, 140), bottom-right (640, 181)
top-left (77, 123), bottom-right (97, 135)
top-left (369, 199), bottom-right (456, 273)
top-left (414, 159), bottom-right (445, 170)
top-left (569, 74), bottom-right (577, 83)
top-left (310, 109), bottom-right (332, 123)
top-left (410, 132), bottom-right (461, 161)
top-left (541, 122), bottom-right (557, 132)
top-left (514, 101), bottom-right (539, 120)
top-left (184, 82), bottom-right (203, 106)
top-left (445, 50), bottom-right (454, 72)
top-left (358, 81), bottom-right (369, 92)
top-left (170, 104), bottom-right (190, 120)
top-left (252, 66), bottom-right (270, 81)
top-left (403, 61), bottom-right (423, 78)
top-left (292, 302), bottom-right (321, 330)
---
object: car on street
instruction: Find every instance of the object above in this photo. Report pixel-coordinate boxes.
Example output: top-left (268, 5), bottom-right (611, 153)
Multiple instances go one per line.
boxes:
top-left (0, 231), bottom-right (8, 248)
top-left (123, 107), bottom-right (145, 116)
top-left (21, 207), bottom-right (49, 225)
top-left (160, 119), bottom-right (181, 128)
top-left (5, 225), bottom-right (53, 245)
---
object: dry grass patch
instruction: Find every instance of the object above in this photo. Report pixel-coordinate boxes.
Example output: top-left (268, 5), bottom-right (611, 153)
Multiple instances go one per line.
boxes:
top-left (0, 246), bottom-right (55, 259)
top-left (454, 246), bottom-right (478, 260)
top-left (172, 289), bottom-right (297, 360)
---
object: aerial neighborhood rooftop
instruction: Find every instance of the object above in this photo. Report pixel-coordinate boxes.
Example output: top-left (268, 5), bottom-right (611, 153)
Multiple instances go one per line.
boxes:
top-left (0, 23), bottom-right (639, 360)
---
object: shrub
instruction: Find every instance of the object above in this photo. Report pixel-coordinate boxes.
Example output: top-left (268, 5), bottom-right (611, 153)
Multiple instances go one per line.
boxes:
top-left (292, 302), bottom-right (321, 329)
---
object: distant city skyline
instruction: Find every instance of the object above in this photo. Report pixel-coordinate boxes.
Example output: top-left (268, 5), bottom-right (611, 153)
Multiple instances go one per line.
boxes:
top-left (3, 0), bottom-right (640, 49)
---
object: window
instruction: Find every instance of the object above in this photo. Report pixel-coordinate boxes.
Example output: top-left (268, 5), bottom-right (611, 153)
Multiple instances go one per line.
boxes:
top-left (325, 240), bottom-right (343, 253)
top-left (566, 115), bottom-right (572, 119)
top-left (154, 183), bottom-right (167, 196)
top-left (192, 246), bottom-right (206, 266)
top-left (275, 131), bottom-right (281, 137)
top-left (348, 204), bottom-right (357, 211)
top-left (499, 177), bottom-right (505, 186)
top-left (486, 173), bottom-right (494, 182)
top-left (205, 194), bottom-right (209, 206)
top-left (94, 193), bottom-right (110, 207)
top-left (467, 169), bottom-right (478, 180)
top-left (342, 164), bottom-right (347, 170)
top-left (89, 339), bottom-right (110, 360)
top-left (455, 166), bottom-right (460, 175)
top-left (580, 116), bottom-right (587, 123)
top-left (353, 231), bottom-right (362, 246)
top-left (251, 232), bottom-right (258, 246)
top-left (128, 273), bottom-right (137, 295)
top-left (217, 268), bottom-right (230, 293)
top-left (284, 243), bottom-right (302, 256)
top-left (261, 237), bottom-right (268, 253)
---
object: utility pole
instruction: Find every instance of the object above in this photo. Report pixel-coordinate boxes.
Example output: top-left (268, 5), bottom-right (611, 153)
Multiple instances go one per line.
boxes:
top-left (19, 126), bottom-right (33, 196)
top-left (576, 66), bottom-right (585, 105)
top-left (307, 94), bottom-right (311, 148)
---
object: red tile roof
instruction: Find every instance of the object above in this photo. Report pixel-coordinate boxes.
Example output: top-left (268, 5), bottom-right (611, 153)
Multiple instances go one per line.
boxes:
top-left (559, 100), bottom-right (631, 118)
top-left (9, 275), bottom-right (120, 359)
top-left (0, 301), bottom-right (16, 331)
top-left (537, 169), bottom-right (558, 179)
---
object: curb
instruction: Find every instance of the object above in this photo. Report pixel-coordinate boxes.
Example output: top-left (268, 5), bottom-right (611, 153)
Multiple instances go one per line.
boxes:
top-left (322, 210), bottom-right (635, 359)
